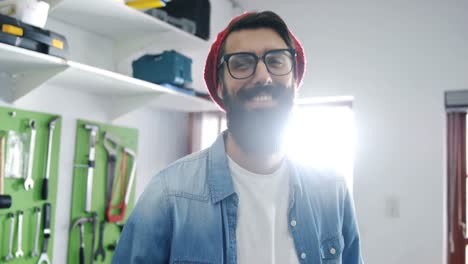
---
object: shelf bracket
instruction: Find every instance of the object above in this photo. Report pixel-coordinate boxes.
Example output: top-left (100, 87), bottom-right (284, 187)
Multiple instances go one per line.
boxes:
top-left (0, 66), bottom-right (68, 103)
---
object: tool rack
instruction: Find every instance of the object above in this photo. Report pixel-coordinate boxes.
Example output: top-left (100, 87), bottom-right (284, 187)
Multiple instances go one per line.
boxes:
top-left (0, 106), bottom-right (61, 264)
top-left (67, 119), bottom-right (138, 264)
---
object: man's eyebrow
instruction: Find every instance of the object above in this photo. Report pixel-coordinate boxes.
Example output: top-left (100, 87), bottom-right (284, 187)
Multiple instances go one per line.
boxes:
top-left (226, 47), bottom-right (289, 55)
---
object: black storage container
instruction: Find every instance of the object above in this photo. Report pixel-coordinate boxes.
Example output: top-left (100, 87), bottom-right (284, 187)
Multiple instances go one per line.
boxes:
top-left (0, 14), bottom-right (69, 59)
top-left (160, 0), bottom-right (211, 40)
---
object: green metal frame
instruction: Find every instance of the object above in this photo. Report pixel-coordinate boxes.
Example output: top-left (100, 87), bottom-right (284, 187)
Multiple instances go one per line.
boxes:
top-left (0, 106), bottom-right (61, 264)
top-left (67, 119), bottom-right (139, 264)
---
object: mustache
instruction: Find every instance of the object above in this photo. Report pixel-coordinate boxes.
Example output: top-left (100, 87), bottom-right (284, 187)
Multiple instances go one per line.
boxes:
top-left (235, 84), bottom-right (286, 101)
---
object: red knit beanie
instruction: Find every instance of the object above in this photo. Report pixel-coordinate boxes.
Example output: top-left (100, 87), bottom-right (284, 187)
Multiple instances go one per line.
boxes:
top-left (204, 12), bottom-right (306, 111)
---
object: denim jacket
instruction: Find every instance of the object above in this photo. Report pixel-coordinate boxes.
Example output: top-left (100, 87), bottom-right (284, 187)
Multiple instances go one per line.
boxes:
top-left (112, 132), bottom-right (363, 264)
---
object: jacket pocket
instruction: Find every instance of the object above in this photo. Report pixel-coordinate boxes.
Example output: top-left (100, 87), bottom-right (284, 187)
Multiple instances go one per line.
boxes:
top-left (320, 234), bottom-right (344, 264)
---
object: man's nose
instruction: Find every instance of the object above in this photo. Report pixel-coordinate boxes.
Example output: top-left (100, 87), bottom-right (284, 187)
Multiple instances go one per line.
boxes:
top-left (250, 60), bottom-right (273, 86)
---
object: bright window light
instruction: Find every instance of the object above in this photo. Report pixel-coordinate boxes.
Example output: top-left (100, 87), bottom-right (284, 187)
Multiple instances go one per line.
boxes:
top-left (200, 114), bottom-right (222, 150)
top-left (283, 104), bottom-right (355, 190)
top-left (196, 101), bottom-right (356, 191)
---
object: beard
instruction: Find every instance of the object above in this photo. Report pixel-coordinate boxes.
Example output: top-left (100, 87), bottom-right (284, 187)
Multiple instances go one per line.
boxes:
top-left (222, 82), bottom-right (295, 156)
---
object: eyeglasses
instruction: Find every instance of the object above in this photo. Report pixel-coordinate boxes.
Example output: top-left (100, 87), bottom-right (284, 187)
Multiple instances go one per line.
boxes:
top-left (218, 48), bottom-right (296, 79)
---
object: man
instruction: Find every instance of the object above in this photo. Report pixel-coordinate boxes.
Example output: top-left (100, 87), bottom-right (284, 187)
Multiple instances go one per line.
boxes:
top-left (112, 11), bottom-right (363, 264)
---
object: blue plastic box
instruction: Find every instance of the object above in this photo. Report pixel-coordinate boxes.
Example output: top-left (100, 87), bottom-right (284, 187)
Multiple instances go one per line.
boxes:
top-left (132, 50), bottom-right (193, 86)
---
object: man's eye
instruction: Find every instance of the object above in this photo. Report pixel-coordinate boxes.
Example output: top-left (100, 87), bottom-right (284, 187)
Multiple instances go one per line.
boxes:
top-left (267, 57), bottom-right (285, 67)
top-left (269, 59), bottom-right (283, 65)
top-left (231, 62), bottom-right (251, 69)
top-left (230, 57), bottom-right (254, 70)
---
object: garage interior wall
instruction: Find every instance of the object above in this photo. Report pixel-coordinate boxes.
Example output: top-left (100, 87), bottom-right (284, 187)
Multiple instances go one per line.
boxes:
top-left (0, 1), bottom-right (236, 263)
top-left (2, 0), bottom-right (468, 263)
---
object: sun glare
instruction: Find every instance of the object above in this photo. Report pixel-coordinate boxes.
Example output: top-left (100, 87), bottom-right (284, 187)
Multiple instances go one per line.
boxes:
top-left (283, 104), bottom-right (356, 189)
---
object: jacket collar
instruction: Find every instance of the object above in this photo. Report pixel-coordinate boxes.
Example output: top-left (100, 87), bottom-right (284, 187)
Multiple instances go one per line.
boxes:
top-left (207, 131), bottom-right (236, 204)
top-left (207, 131), bottom-right (303, 204)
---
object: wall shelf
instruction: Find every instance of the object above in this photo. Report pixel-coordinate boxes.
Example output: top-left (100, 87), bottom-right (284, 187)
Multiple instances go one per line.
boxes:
top-left (49, 0), bottom-right (210, 61)
top-left (0, 43), bottom-right (218, 119)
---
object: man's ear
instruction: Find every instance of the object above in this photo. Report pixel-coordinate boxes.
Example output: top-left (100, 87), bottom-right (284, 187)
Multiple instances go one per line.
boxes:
top-left (217, 81), bottom-right (224, 100)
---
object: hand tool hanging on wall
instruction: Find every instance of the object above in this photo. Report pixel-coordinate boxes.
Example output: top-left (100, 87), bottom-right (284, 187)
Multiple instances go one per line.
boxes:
top-left (71, 213), bottom-right (98, 264)
top-left (90, 213), bottom-right (98, 264)
top-left (84, 124), bottom-right (99, 213)
top-left (0, 134), bottom-right (12, 209)
top-left (37, 203), bottom-right (52, 264)
top-left (94, 220), bottom-right (106, 261)
top-left (103, 132), bottom-right (119, 218)
top-left (15, 210), bottom-right (24, 258)
top-left (5, 130), bottom-right (25, 179)
top-left (32, 206), bottom-right (41, 257)
top-left (106, 148), bottom-right (128, 223)
top-left (106, 148), bottom-right (137, 223)
top-left (42, 117), bottom-right (59, 200)
top-left (72, 218), bottom-right (86, 264)
top-left (5, 212), bottom-right (15, 261)
top-left (24, 120), bottom-right (36, 190)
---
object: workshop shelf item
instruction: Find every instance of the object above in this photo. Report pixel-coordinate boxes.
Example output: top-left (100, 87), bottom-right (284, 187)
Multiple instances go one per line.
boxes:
top-left (126, 0), bottom-right (170, 9)
top-left (0, 0), bottom-right (50, 28)
top-left (132, 49), bottom-right (193, 86)
top-left (145, 8), bottom-right (196, 35)
top-left (0, 13), bottom-right (69, 59)
top-left (160, 0), bottom-right (211, 40)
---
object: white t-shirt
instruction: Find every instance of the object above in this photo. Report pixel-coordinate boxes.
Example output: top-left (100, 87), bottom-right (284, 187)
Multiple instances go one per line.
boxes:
top-left (227, 156), bottom-right (300, 264)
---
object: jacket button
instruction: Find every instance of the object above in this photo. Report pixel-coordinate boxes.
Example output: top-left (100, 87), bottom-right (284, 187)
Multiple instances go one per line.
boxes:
top-left (330, 247), bottom-right (336, 255)
top-left (300, 252), bottom-right (306, 259)
top-left (290, 220), bottom-right (297, 227)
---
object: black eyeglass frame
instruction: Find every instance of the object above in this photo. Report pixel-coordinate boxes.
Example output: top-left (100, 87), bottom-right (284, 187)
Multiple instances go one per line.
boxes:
top-left (217, 48), bottom-right (297, 80)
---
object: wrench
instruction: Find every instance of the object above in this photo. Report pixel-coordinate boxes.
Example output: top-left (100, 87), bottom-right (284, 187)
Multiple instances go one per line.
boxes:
top-left (37, 203), bottom-right (52, 264)
top-left (24, 120), bottom-right (36, 190)
top-left (15, 210), bottom-right (24, 258)
top-left (32, 206), bottom-right (41, 257)
top-left (5, 212), bottom-right (14, 261)
top-left (42, 117), bottom-right (59, 200)
top-left (94, 221), bottom-right (106, 261)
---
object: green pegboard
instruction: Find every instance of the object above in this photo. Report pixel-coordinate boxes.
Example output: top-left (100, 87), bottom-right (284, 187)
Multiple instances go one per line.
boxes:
top-left (0, 106), bottom-right (61, 263)
top-left (67, 120), bottom-right (138, 264)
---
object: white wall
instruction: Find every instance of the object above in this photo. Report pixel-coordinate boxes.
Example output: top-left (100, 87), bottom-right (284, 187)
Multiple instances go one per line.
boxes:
top-left (238, 0), bottom-right (468, 263)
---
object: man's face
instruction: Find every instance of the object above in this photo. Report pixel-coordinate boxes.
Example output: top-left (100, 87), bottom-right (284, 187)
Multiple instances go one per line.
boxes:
top-left (217, 28), bottom-right (296, 156)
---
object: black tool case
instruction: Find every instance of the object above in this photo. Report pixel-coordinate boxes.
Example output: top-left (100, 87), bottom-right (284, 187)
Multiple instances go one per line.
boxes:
top-left (0, 14), bottom-right (69, 59)
top-left (160, 0), bottom-right (211, 40)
